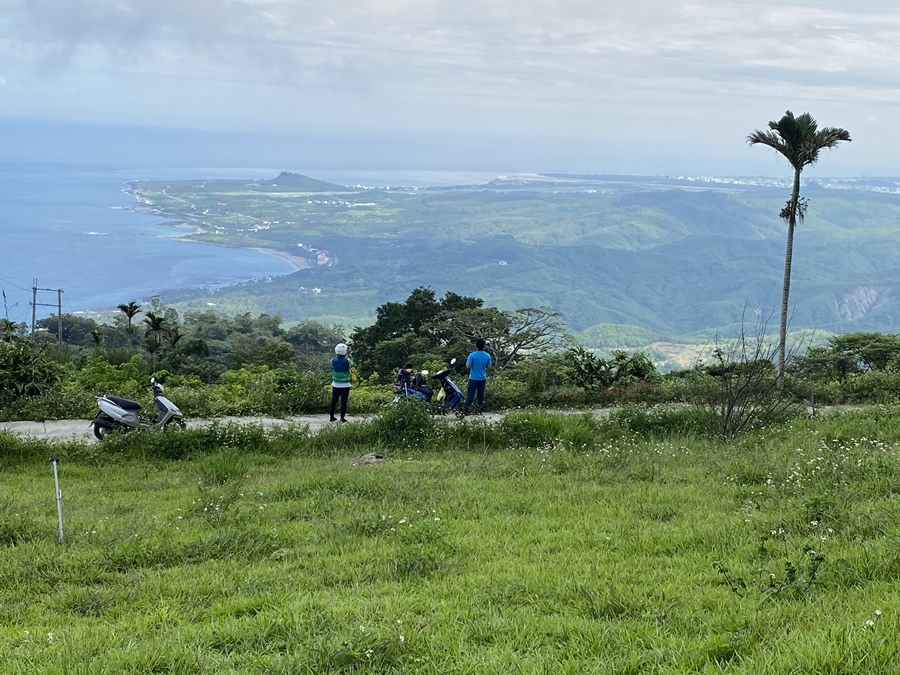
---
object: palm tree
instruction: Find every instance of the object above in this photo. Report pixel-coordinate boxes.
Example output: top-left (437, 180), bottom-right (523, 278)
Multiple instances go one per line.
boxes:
top-left (117, 300), bottom-right (142, 335)
top-left (143, 311), bottom-right (167, 371)
top-left (90, 329), bottom-right (104, 351)
top-left (0, 318), bottom-right (23, 342)
top-left (747, 111), bottom-right (851, 389)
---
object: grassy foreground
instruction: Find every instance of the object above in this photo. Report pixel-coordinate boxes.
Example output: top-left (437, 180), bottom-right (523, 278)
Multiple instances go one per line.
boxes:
top-left (3, 407), bottom-right (900, 673)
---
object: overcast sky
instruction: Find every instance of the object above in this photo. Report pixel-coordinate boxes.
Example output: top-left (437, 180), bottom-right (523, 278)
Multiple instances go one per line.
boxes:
top-left (2, 0), bottom-right (898, 175)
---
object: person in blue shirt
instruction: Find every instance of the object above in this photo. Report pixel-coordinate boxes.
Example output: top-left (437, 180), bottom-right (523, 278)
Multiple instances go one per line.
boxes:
top-left (463, 338), bottom-right (492, 414)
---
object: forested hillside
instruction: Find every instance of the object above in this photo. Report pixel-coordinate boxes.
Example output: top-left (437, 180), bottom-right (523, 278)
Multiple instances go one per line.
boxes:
top-left (130, 174), bottom-right (900, 346)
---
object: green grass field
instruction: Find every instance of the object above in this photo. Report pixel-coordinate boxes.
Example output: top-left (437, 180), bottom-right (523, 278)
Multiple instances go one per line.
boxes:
top-left (3, 407), bottom-right (900, 673)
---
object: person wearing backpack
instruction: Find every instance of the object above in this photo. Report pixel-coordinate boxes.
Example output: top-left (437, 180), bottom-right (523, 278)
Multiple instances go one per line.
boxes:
top-left (329, 343), bottom-right (355, 422)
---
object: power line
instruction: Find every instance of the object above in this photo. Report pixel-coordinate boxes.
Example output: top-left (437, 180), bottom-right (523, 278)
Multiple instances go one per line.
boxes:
top-left (0, 275), bottom-right (33, 292)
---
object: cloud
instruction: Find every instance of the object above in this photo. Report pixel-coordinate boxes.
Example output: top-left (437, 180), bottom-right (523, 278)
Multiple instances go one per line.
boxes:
top-left (12, 1), bottom-right (899, 89)
top-left (4, 0), bottom-right (900, 165)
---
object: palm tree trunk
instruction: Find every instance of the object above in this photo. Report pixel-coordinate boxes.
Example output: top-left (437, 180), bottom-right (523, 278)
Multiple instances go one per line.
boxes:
top-left (777, 169), bottom-right (802, 390)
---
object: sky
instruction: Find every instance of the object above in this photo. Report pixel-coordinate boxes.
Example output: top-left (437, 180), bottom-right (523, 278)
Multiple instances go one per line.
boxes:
top-left (2, 0), bottom-right (899, 175)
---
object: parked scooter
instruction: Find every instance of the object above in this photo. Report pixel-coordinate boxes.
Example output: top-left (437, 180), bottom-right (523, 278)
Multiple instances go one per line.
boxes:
top-left (393, 367), bottom-right (434, 403)
top-left (431, 358), bottom-right (465, 418)
top-left (91, 377), bottom-right (186, 440)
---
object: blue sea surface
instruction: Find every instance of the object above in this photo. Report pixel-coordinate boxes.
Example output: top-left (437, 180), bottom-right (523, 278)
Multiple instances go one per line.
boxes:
top-left (0, 163), bottom-right (498, 324)
top-left (0, 163), bottom-right (298, 323)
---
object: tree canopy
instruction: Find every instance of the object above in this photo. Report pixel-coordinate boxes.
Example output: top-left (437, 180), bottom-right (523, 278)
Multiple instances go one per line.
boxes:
top-left (349, 288), bottom-right (571, 378)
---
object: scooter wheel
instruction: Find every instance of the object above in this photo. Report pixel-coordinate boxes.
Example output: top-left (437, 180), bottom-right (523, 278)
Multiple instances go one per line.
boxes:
top-left (165, 418), bottom-right (187, 430)
top-left (93, 424), bottom-right (113, 440)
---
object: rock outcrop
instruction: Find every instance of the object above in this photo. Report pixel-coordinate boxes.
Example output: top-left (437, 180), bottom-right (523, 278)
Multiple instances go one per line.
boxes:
top-left (835, 286), bottom-right (894, 320)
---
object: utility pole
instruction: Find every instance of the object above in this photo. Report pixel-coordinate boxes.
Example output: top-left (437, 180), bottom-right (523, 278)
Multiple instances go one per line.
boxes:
top-left (31, 280), bottom-right (37, 339)
top-left (57, 289), bottom-right (63, 349)
top-left (30, 280), bottom-right (65, 347)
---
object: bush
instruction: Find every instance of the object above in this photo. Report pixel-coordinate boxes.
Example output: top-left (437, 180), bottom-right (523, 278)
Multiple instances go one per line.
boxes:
top-left (0, 339), bottom-right (64, 399)
top-left (497, 410), bottom-right (567, 446)
top-left (843, 371), bottom-right (900, 404)
top-left (494, 410), bottom-right (613, 447)
top-left (508, 354), bottom-right (569, 393)
top-left (607, 380), bottom-right (673, 405)
top-left (484, 376), bottom-right (533, 409)
top-left (0, 387), bottom-right (94, 421)
top-left (539, 385), bottom-right (592, 408)
top-left (607, 404), bottom-right (713, 438)
top-left (367, 398), bottom-right (435, 449)
top-left (346, 384), bottom-right (393, 415)
top-left (68, 353), bottom-right (146, 400)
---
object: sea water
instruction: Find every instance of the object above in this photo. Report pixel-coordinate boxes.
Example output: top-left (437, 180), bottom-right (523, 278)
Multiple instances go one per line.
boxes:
top-left (0, 163), bottom-right (497, 324)
top-left (0, 163), bottom-right (299, 323)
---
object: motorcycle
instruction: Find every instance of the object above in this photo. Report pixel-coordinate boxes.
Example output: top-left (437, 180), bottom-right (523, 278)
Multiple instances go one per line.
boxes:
top-left (430, 359), bottom-right (465, 418)
top-left (91, 377), bottom-right (186, 440)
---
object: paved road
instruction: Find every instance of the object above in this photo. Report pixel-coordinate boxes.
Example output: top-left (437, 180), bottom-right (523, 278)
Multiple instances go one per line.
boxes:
top-left (0, 406), bottom-right (851, 444)
top-left (0, 412), bottom-right (512, 443)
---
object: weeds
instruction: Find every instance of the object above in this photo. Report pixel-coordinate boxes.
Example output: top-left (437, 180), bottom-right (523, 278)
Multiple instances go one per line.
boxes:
top-left (716, 547), bottom-right (825, 600)
top-left (5, 409), bottom-right (900, 672)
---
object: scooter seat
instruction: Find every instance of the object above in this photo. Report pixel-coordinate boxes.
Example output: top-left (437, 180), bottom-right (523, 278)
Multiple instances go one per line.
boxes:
top-left (107, 395), bottom-right (142, 411)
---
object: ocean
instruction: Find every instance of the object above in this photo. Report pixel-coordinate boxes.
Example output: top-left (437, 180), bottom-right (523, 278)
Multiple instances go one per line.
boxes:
top-left (0, 163), bottom-right (499, 325)
top-left (0, 163), bottom-right (302, 324)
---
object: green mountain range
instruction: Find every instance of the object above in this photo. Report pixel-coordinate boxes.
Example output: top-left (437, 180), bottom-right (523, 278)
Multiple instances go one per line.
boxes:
top-left (130, 173), bottom-right (900, 348)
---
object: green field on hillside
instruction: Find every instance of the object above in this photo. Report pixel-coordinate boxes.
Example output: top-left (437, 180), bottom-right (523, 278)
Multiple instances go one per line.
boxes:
top-left (131, 173), bottom-right (900, 348)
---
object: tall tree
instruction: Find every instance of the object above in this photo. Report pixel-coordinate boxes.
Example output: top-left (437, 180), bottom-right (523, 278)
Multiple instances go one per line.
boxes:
top-left (747, 111), bottom-right (850, 388)
top-left (0, 319), bottom-right (26, 342)
top-left (436, 305), bottom-right (570, 371)
top-left (142, 311), bottom-right (168, 371)
top-left (349, 288), bottom-right (482, 376)
top-left (117, 301), bottom-right (142, 335)
top-left (36, 314), bottom-right (100, 346)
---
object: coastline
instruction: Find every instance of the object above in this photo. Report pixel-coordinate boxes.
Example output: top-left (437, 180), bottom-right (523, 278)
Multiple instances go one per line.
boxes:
top-left (126, 188), bottom-right (313, 271)
top-left (164, 235), bottom-right (312, 271)
top-left (248, 246), bottom-right (312, 270)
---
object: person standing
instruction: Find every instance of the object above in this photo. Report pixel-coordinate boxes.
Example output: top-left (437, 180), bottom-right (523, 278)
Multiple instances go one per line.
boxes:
top-left (463, 338), bottom-right (492, 414)
top-left (329, 343), bottom-right (354, 422)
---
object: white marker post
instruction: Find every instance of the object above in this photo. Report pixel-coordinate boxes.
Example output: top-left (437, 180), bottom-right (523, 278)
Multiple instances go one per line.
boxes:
top-left (50, 456), bottom-right (64, 543)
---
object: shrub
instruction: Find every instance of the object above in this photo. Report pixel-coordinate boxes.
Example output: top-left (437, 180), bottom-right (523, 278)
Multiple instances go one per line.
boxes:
top-left (68, 353), bottom-right (146, 400)
top-left (484, 377), bottom-right (533, 409)
top-left (0, 339), bottom-right (64, 409)
top-left (497, 410), bottom-right (569, 447)
top-left (367, 398), bottom-right (435, 449)
top-left (347, 384), bottom-right (393, 415)
top-left (95, 423), bottom-right (273, 460)
top-left (607, 380), bottom-right (672, 405)
top-left (539, 385), bottom-right (591, 408)
top-left (3, 387), bottom-right (94, 421)
top-left (843, 371), bottom-right (900, 404)
top-left (508, 354), bottom-right (569, 394)
top-left (607, 404), bottom-right (712, 438)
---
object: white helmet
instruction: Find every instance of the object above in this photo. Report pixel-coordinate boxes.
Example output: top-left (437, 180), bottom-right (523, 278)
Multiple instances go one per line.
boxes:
top-left (335, 342), bottom-right (348, 355)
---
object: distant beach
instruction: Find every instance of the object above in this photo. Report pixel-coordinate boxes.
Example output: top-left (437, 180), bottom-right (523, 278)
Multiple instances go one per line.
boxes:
top-left (249, 247), bottom-right (311, 270)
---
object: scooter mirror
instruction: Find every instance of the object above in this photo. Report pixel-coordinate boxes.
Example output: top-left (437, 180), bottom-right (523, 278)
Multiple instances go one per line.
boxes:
top-left (449, 358), bottom-right (457, 366)
top-left (421, 370), bottom-right (429, 376)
